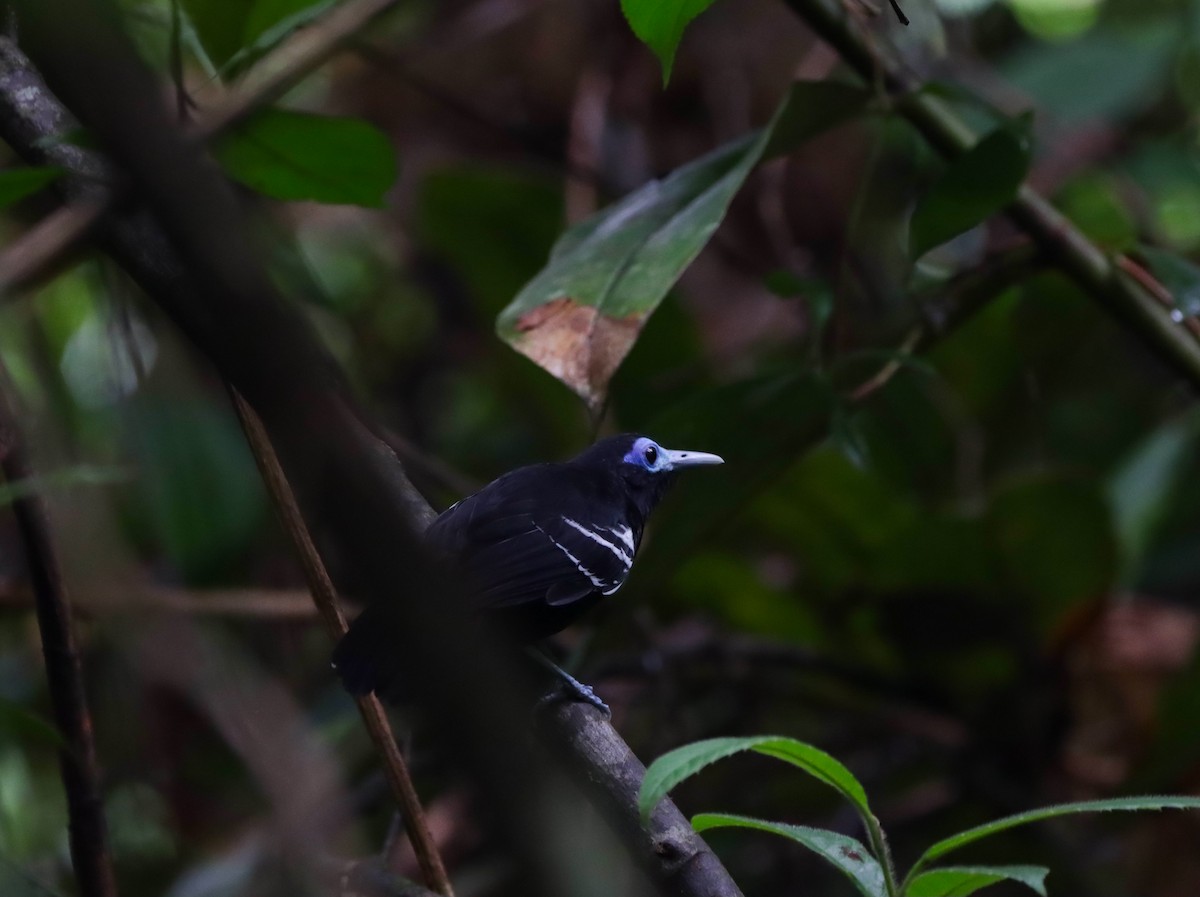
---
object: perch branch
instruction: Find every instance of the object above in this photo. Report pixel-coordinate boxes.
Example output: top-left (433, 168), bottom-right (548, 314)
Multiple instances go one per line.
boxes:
top-left (0, 368), bottom-right (118, 897)
top-left (537, 702), bottom-right (745, 897)
top-left (783, 0), bottom-right (1200, 389)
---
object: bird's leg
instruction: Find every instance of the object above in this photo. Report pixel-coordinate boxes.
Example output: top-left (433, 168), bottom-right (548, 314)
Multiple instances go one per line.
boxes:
top-left (526, 647), bottom-right (610, 717)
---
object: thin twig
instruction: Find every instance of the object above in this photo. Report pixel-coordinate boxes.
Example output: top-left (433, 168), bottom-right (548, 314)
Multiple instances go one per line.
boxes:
top-left (0, 581), bottom-right (324, 617)
top-left (0, 199), bottom-right (107, 293)
top-left (848, 328), bottom-right (921, 402)
top-left (0, 366), bottom-right (118, 897)
top-left (847, 244), bottom-right (1045, 401)
top-left (193, 0), bottom-right (401, 139)
top-left (229, 389), bottom-right (454, 897)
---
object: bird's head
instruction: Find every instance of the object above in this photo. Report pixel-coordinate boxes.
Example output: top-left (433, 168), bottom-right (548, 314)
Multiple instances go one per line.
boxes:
top-left (573, 434), bottom-right (724, 513)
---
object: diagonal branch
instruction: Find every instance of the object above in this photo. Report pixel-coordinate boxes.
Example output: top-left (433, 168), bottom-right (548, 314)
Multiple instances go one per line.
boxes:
top-left (783, 0), bottom-right (1200, 389)
top-left (0, 368), bottom-right (118, 897)
top-left (230, 390), bottom-right (454, 897)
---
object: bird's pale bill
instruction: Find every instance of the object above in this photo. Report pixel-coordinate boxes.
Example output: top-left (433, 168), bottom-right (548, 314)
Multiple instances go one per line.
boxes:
top-left (662, 448), bottom-right (725, 468)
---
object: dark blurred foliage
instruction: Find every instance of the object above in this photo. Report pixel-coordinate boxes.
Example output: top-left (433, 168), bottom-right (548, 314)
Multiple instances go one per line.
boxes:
top-left (3, 0), bottom-right (1200, 895)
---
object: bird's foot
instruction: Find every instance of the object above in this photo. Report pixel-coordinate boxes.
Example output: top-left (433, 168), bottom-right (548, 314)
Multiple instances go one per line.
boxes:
top-left (537, 680), bottom-right (611, 717)
top-left (527, 647), bottom-right (611, 717)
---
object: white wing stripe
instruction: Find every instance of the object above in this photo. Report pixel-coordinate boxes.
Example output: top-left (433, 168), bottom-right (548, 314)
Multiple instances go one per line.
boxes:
top-left (606, 524), bottom-right (634, 552)
top-left (562, 517), bottom-right (632, 567)
top-left (535, 524), bottom-right (609, 591)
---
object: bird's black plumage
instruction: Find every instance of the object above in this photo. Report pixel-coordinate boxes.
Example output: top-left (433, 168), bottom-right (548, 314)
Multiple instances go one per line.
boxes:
top-left (332, 433), bottom-right (723, 703)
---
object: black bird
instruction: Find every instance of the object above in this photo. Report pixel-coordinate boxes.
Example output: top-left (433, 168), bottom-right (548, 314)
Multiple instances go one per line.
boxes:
top-left (333, 434), bottom-right (723, 712)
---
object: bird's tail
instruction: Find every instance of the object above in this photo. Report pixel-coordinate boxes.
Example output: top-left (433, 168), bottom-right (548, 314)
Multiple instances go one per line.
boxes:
top-left (332, 605), bottom-right (404, 700)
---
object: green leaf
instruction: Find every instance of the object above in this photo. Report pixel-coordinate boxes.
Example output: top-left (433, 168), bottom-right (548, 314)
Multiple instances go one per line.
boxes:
top-left (0, 167), bottom-right (62, 208)
top-left (1106, 413), bottom-right (1200, 584)
top-left (906, 865), bottom-right (1048, 897)
top-left (497, 135), bottom-right (759, 408)
top-left (693, 813), bottom-right (887, 897)
top-left (639, 735), bottom-right (871, 822)
top-left (620, 0), bottom-right (718, 85)
top-left (910, 796), bottom-right (1200, 879)
top-left (909, 125), bottom-right (1030, 259)
top-left (214, 109), bottom-right (397, 207)
top-left (497, 81), bottom-right (848, 409)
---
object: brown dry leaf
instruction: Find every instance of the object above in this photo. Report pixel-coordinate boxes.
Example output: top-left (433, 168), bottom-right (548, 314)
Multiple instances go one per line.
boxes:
top-left (511, 297), bottom-right (646, 412)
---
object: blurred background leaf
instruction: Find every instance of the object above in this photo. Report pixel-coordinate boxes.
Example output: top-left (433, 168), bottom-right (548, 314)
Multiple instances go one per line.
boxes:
top-left (214, 109), bottom-right (397, 207)
top-left (0, 168), bottom-right (62, 208)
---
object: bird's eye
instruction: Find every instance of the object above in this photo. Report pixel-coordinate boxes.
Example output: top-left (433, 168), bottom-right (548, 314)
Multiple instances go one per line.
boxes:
top-left (644, 445), bottom-right (658, 465)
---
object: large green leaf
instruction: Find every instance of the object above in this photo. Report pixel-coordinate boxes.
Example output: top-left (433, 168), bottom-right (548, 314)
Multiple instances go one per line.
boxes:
top-left (906, 865), bottom-right (1048, 897)
top-left (214, 109), bottom-right (396, 207)
top-left (620, 0), bottom-right (719, 85)
top-left (639, 736), bottom-right (870, 821)
top-left (497, 130), bottom-right (761, 410)
top-left (692, 814), bottom-right (887, 897)
top-left (497, 81), bottom-right (868, 410)
top-left (909, 796), bottom-right (1200, 879)
top-left (0, 167), bottom-right (62, 208)
top-left (909, 125), bottom-right (1030, 259)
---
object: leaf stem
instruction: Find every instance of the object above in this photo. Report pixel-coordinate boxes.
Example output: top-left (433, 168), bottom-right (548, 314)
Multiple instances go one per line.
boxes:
top-left (864, 813), bottom-right (900, 897)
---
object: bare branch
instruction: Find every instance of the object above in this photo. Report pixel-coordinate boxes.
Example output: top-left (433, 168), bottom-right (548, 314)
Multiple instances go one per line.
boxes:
top-left (0, 368), bottom-right (118, 897)
top-left (231, 390), bottom-right (454, 897)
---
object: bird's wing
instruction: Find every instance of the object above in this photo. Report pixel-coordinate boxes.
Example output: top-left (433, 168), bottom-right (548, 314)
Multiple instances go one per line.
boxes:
top-left (427, 467), bottom-right (636, 610)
